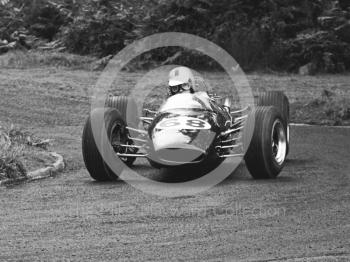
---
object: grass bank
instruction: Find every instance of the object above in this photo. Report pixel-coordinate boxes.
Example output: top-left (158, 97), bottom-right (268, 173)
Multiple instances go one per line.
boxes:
top-left (0, 51), bottom-right (349, 127)
top-left (0, 50), bottom-right (96, 70)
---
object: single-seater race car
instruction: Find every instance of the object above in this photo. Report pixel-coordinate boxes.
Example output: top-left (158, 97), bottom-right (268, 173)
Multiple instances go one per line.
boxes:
top-left (82, 91), bottom-right (290, 181)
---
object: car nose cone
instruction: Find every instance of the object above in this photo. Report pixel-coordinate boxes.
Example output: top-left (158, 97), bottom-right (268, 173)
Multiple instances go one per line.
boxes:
top-left (156, 146), bottom-right (205, 164)
top-left (152, 129), bottom-right (206, 164)
top-left (152, 130), bottom-right (191, 151)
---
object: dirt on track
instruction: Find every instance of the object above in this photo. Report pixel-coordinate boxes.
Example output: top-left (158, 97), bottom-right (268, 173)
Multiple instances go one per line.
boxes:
top-left (0, 68), bottom-right (349, 261)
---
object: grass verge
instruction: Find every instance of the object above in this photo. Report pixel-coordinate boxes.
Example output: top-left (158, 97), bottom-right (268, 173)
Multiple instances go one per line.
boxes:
top-left (0, 50), bottom-right (96, 70)
top-left (291, 89), bottom-right (350, 126)
top-left (0, 58), bottom-right (349, 127)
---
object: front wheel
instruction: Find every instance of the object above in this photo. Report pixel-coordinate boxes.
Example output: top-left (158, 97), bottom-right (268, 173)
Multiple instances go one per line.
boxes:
top-left (244, 106), bottom-right (287, 179)
top-left (82, 108), bottom-right (136, 181)
top-left (257, 91), bottom-right (290, 154)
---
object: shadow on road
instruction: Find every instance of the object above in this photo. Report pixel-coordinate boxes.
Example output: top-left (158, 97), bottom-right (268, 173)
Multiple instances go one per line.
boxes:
top-left (85, 157), bottom-right (308, 187)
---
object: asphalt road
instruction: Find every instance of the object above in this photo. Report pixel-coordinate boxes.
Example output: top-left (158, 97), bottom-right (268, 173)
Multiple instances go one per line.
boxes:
top-left (0, 125), bottom-right (349, 261)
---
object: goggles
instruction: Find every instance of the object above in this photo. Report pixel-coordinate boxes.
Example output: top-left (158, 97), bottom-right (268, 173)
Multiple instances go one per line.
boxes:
top-left (169, 83), bottom-right (190, 94)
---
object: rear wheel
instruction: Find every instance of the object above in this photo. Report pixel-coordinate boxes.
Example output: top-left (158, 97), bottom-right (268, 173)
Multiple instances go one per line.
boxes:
top-left (244, 106), bottom-right (287, 179)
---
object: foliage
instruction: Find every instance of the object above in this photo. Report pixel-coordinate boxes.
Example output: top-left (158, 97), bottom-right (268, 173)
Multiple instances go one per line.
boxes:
top-left (1, 0), bottom-right (350, 72)
top-left (268, 31), bottom-right (350, 72)
top-left (60, 0), bottom-right (138, 56)
top-left (0, 124), bottom-right (26, 180)
top-left (0, 122), bottom-right (55, 179)
top-left (0, 0), bottom-right (71, 41)
top-left (125, 0), bottom-right (350, 71)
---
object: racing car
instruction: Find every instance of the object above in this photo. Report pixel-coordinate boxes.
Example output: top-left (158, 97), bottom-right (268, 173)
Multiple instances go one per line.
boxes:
top-left (82, 91), bottom-right (289, 181)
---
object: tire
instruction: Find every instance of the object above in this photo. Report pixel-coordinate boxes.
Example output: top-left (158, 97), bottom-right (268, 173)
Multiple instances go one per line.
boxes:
top-left (147, 159), bottom-right (164, 169)
top-left (244, 106), bottom-right (287, 179)
top-left (257, 91), bottom-right (289, 123)
top-left (257, 91), bottom-right (290, 154)
top-left (105, 96), bottom-right (138, 128)
top-left (106, 95), bottom-right (139, 166)
top-left (82, 108), bottom-right (135, 181)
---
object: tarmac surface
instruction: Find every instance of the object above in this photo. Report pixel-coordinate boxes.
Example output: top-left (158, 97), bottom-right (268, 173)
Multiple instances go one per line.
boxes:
top-left (0, 125), bottom-right (349, 261)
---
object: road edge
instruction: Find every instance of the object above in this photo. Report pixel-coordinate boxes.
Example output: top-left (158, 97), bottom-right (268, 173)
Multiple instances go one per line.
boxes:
top-left (0, 152), bottom-right (65, 186)
top-left (290, 123), bottom-right (350, 128)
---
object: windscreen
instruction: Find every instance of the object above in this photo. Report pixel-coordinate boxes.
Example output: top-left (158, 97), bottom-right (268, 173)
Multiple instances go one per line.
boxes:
top-left (159, 93), bottom-right (211, 112)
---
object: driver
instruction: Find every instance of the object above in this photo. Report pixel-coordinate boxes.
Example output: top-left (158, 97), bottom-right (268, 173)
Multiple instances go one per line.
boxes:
top-left (168, 66), bottom-right (213, 109)
top-left (168, 66), bottom-right (195, 96)
top-left (166, 66), bottom-right (232, 124)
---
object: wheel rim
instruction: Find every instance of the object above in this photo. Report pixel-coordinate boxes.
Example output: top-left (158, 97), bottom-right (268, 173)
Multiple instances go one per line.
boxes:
top-left (271, 119), bottom-right (287, 165)
top-left (110, 122), bottom-right (128, 161)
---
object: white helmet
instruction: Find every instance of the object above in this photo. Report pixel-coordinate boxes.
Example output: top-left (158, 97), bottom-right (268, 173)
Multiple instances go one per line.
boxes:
top-left (168, 66), bottom-right (194, 95)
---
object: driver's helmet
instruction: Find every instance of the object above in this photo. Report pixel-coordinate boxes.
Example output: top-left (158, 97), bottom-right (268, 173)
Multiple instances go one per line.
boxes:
top-left (168, 66), bottom-right (195, 96)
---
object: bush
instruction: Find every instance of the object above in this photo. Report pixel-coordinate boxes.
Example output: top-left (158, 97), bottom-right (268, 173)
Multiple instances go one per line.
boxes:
top-left (0, 123), bottom-right (56, 180)
top-left (268, 31), bottom-right (350, 72)
top-left (132, 0), bottom-right (274, 69)
top-left (62, 1), bottom-right (139, 56)
top-left (0, 0), bottom-right (72, 41)
top-left (0, 126), bottom-right (26, 180)
top-left (126, 0), bottom-right (336, 70)
top-left (1, 0), bottom-right (350, 71)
